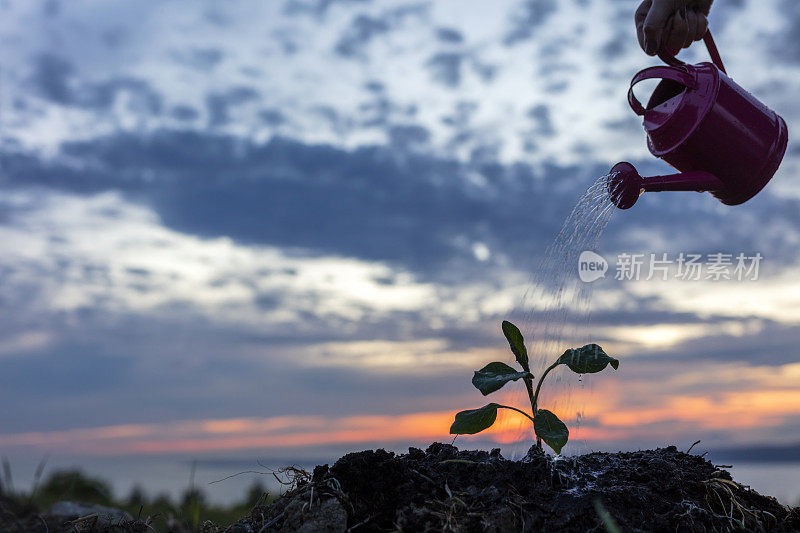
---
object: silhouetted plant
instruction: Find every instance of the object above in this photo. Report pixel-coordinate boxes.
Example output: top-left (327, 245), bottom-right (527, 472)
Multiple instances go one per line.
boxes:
top-left (37, 469), bottom-right (113, 506)
top-left (450, 320), bottom-right (619, 454)
top-left (127, 485), bottom-right (147, 507)
top-left (244, 481), bottom-right (268, 508)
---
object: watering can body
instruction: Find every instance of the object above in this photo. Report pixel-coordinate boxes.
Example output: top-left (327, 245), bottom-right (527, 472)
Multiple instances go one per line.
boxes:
top-left (609, 33), bottom-right (788, 209)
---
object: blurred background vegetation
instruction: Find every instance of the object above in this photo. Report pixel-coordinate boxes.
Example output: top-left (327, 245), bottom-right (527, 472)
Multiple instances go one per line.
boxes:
top-left (0, 460), bottom-right (273, 531)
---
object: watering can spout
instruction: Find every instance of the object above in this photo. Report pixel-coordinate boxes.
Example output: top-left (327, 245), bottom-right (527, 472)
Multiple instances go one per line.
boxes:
top-left (607, 162), bottom-right (724, 210)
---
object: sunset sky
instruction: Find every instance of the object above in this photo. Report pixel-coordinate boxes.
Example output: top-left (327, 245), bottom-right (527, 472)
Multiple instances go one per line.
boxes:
top-left (1, 0), bottom-right (800, 464)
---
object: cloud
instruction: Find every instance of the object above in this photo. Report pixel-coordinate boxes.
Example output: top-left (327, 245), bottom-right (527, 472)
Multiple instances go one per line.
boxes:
top-left (0, 241), bottom-right (481, 433)
top-left (171, 105), bottom-right (200, 122)
top-left (503, 0), bottom-right (557, 46)
top-left (425, 52), bottom-right (497, 88)
top-left (527, 104), bottom-right (555, 136)
top-left (205, 87), bottom-right (260, 128)
top-left (28, 53), bottom-right (162, 114)
top-left (3, 0), bottom-right (800, 461)
top-left (335, 14), bottom-right (391, 57)
top-left (30, 53), bottom-right (74, 104)
top-left (358, 91), bottom-right (418, 128)
top-left (0, 349), bottom-right (134, 396)
top-left (426, 52), bottom-right (464, 87)
top-left (259, 109), bottom-right (286, 126)
top-left (6, 129), bottom-right (800, 286)
top-left (775, 0), bottom-right (800, 62)
top-left (637, 321), bottom-right (800, 367)
top-left (387, 124), bottom-right (430, 148)
top-left (171, 47), bottom-right (225, 70)
top-left (0, 180), bottom-right (799, 455)
top-left (284, 0), bottom-right (373, 18)
top-left (5, 0), bottom-right (797, 172)
top-left (1, 133), bottom-right (591, 281)
top-left (334, 4), bottom-right (429, 57)
top-left (600, 30), bottom-right (627, 60)
top-left (436, 27), bottom-right (464, 43)
top-left (0, 410), bottom-right (463, 456)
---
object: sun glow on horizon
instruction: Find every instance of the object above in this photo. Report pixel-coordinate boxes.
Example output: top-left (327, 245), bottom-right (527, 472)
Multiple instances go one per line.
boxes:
top-left (4, 358), bottom-right (800, 456)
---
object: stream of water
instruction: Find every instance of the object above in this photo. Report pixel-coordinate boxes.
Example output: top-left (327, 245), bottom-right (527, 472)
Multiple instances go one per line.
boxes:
top-left (500, 174), bottom-right (617, 457)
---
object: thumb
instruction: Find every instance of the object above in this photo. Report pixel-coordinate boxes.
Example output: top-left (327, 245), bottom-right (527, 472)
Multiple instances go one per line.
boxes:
top-left (642, 0), bottom-right (681, 54)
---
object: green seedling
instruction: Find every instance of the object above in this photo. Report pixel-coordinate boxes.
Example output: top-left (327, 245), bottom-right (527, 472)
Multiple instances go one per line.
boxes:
top-left (450, 320), bottom-right (619, 454)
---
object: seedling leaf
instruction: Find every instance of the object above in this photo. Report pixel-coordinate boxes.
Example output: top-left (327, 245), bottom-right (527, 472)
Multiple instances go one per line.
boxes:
top-left (450, 403), bottom-right (499, 435)
top-left (557, 344), bottom-right (619, 374)
top-left (533, 409), bottom-right (569, 454)
top-left (449, 321), bottom-right (619, 456)
top-left (502, 320), bottom-right (529, 371)
top-left (472, 362), bottom-right (533, 396)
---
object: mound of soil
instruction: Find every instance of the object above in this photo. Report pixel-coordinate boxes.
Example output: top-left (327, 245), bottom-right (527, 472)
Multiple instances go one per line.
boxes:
top-left (235, 443), bottom-right (800, 532)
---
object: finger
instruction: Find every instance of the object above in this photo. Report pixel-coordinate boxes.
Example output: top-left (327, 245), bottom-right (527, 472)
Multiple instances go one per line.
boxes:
top-left (643, 0), bottom-right (679, 54)
top-left (635, 0), bottom-right (653, 52)
top-left (635, 0), bottom-right (652, 27)
top-left (665, 11), bottom-right (690, 55)
top-left (694, 0), bottom-right (713, 16)
top-left (684, 10), bottom-right (699, 48)
top-left (697, 12), bottom-right (708, 39)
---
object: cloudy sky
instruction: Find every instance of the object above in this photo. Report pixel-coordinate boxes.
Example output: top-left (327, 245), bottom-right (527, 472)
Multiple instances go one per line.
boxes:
top-left (1, 0), bottom-right (800, 462)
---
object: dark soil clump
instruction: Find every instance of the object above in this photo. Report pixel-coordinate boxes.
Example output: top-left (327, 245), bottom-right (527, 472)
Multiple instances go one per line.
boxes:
top-left (236, 443), bottom-right (800, 532)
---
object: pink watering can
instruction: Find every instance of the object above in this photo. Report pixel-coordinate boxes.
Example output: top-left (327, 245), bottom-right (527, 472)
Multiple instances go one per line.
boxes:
top-left (608, 31), bottom-right (788, 209)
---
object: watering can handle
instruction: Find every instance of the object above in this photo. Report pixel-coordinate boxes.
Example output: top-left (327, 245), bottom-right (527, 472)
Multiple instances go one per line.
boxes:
top-left (627, 65), bottom-right (698, 116)
top-left (658, 30), bottom-right (727, 74)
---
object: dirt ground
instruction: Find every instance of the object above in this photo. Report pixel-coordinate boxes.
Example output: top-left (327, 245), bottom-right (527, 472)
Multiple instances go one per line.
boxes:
top-left (3, 443), bottom-right (799, 532)
top-left (235, 443), bottom-right (800, 532)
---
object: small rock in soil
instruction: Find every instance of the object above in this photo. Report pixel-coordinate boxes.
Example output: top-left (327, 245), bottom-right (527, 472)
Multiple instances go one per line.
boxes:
top-left (48, 501), bottom-right (133, 526)
top-left (280, 496), bottom-right (347, 533)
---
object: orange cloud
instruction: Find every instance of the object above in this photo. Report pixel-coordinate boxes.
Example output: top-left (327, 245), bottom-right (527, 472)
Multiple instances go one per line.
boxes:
top-left (2, 374), bottom-right (800, 456)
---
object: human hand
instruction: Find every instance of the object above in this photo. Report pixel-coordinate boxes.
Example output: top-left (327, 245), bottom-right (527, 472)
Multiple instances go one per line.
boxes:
top-left (635, 0), bottom-right (713, 56)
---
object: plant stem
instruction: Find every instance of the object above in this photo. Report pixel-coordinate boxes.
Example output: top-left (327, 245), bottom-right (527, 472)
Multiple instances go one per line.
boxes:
top-left (532, 361), bottom-right (559, 415)
top-left (496, 404), bottom-right (536, 425)
top-left (532, 360), bottom-right (560, 449)
top-left (523, 377), bottom-right (535, 418)
top-left (522, 376), bottom-right (539, 448)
